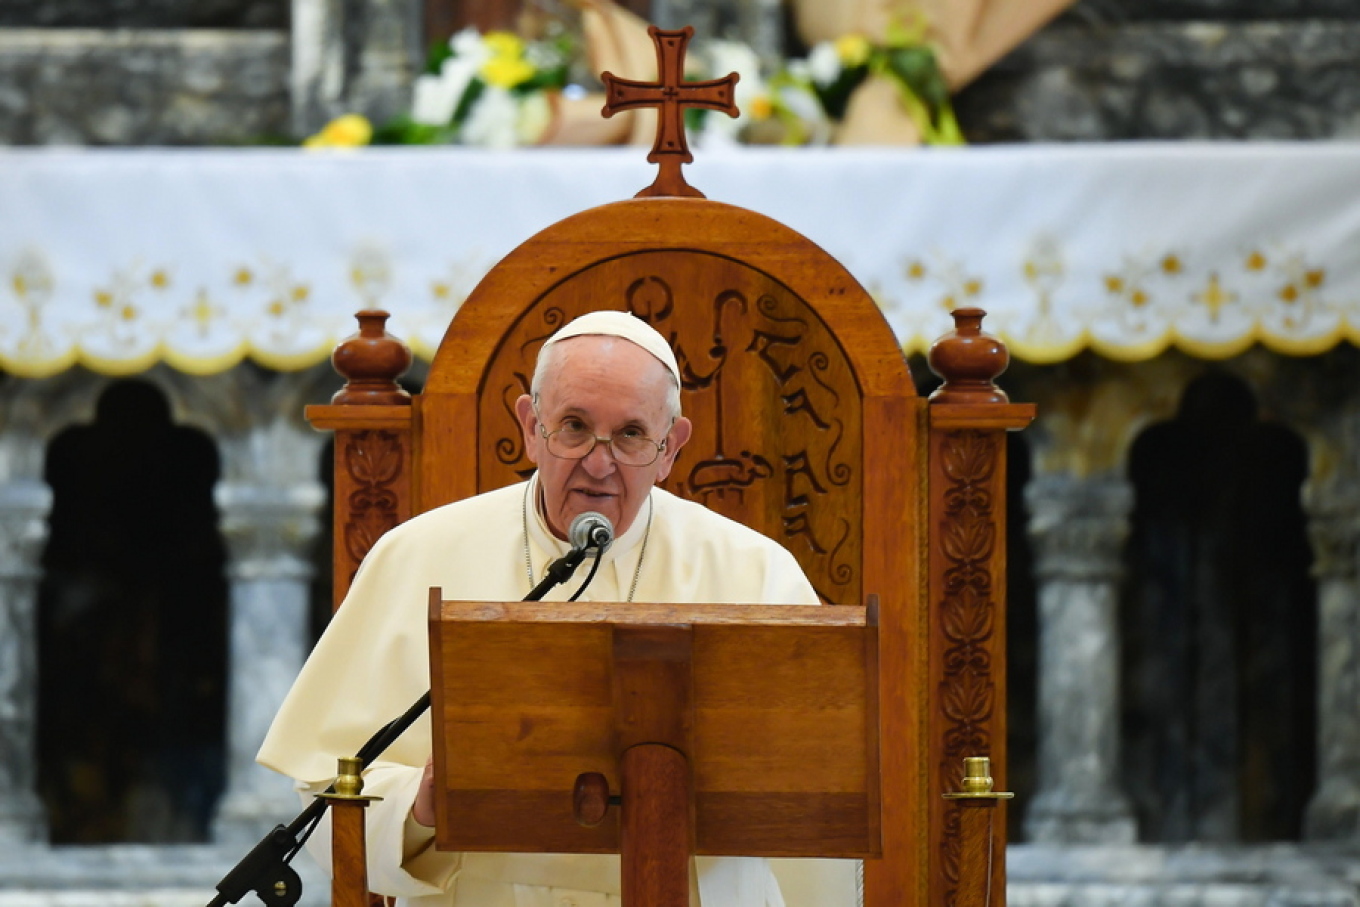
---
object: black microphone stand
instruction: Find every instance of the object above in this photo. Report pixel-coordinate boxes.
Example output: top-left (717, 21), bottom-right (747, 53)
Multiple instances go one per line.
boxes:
top-left (206, 544), bottom-right (597, 907)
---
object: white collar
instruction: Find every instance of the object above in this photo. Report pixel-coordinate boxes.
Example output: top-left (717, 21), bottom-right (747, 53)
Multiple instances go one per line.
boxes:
top-left (523, 473), bottom-right (653, 596)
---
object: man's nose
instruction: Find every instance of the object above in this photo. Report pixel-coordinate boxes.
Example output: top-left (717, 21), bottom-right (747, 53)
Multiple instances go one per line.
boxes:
top-left (579, 437), bottom-right (618, 475)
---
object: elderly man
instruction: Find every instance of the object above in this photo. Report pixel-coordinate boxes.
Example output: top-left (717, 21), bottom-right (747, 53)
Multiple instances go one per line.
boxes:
top-left (258, 311), bottom-right (849, 907)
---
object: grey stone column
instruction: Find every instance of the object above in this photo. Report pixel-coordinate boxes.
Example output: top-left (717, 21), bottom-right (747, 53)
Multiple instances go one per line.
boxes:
top-left (1302, 483), bottom-right (1360, 841)
top-left (0, 479), bottom-right (51, 844)
top-left (211, 481), bottom-right (324, 846)
top-left (1023, 473), bottom-right (1138, 843)
top-left (291, 0), bottom-right (345, 135)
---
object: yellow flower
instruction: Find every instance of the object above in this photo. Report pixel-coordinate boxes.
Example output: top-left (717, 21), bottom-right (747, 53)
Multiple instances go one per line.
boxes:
top-left (482, 31), bottom-right (524, 59)
top-left (834, 34), bottom-right (871, 68)
top-left (748, 95), bottom-right (774, 120)
top-left (481, 55), bottom-right (535, 88)
top-left (304, 114), bottom-right (373, 149)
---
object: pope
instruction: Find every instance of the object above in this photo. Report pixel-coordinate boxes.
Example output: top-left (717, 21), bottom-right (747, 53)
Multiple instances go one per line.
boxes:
top-left (258, 310), bottom-right (854, 907)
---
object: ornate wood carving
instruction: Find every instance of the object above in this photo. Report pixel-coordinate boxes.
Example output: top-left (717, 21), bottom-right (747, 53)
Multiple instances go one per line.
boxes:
top-left (477, 252), bottom-right (862, 604)
top-left (335, 428), bottom-right (410, 602)
top-left (934, 429), bottom-right (1000, 905)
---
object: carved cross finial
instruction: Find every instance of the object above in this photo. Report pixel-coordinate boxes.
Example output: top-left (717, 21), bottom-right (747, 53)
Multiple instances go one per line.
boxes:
top-left (601, 25), bottom-right (739, 199)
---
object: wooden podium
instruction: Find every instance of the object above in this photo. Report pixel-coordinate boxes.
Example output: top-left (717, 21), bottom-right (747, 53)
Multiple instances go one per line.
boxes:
top-left (423, 595), bottom-right (881, 906)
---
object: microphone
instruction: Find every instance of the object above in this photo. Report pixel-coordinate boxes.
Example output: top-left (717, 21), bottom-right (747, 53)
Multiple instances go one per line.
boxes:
top-left (569, 511), bottom-right (614, 553)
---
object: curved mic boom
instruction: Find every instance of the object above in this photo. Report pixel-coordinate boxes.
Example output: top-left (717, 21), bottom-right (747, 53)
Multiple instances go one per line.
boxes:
top-left (569, 511), bottom-right (614, 553)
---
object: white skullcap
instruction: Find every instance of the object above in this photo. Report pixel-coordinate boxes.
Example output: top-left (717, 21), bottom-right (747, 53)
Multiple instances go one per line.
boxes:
top-left (542, 310), bottom-right (682, 386)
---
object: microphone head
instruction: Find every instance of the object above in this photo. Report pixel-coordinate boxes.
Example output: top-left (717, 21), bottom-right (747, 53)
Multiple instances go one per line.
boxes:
top-left (569, 511), bottom-right (615, 553)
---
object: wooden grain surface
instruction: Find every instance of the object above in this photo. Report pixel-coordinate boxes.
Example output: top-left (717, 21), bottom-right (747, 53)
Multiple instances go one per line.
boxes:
top-left (428, 601), bottom-right (879, 858)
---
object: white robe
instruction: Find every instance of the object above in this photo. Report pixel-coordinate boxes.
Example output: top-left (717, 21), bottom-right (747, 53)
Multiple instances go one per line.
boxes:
top-left (258, 476), bottom-right (856, 907)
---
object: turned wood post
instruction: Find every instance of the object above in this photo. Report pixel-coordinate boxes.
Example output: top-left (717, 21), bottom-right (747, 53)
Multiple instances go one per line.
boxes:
top-left (925, 309), bottom-right (1032, 907)
top-left (319, 756), bottom-right (380, 907)
top-left (613, 626), bottom-right (695, 907)
top-left (306, 310), bottom-right (415, 609)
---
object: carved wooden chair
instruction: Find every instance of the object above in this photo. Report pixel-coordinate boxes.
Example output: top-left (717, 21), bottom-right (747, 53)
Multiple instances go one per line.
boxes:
top-left (307, 26), bottom-right (1033, 907)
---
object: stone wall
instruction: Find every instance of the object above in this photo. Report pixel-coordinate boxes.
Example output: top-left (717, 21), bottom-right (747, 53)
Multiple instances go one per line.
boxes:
top-left (955, 2), bottom-right (1360, 141)
top-left (0, 0), bottom-right (286, 28)
top-left (0, 29), bottom-right (290, 145)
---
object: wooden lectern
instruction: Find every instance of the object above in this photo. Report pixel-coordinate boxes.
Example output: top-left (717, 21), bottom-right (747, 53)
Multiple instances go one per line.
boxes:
top-left (308, 24), bottom-right (1033, 907)
top-left (426, 598), bottom-right (880, 907)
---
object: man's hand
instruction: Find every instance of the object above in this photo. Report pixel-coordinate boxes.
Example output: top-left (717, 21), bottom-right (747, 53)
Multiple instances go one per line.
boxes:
top-left (413, 756), bottom-right (436, 827)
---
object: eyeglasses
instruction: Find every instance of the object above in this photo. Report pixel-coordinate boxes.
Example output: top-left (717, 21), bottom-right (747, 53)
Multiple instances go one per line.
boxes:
top-left (536, 414), bottom-right (668, 467)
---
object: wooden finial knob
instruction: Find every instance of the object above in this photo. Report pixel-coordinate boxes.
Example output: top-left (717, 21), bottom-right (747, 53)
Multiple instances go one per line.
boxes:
top-left (330, 310), bottom-right (413, 405)
top-left (927, 308), bottom-right (1010, 405)
top-left (573, 772), bottom-right (613, 827)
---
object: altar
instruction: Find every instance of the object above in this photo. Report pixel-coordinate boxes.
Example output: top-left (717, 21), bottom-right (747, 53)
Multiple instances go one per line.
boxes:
top-left (3, 143), bottom-right (1359, 379)
top-left (2, 143), bottom-right (1360, 907)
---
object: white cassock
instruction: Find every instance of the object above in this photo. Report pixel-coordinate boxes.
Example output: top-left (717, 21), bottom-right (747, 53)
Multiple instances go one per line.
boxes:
top-left (258, 474), bottom-right (858, 907)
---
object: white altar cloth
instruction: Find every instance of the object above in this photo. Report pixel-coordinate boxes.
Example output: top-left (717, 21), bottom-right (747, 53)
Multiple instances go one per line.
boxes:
top-left (3, 144), bottom-right (1358, 377)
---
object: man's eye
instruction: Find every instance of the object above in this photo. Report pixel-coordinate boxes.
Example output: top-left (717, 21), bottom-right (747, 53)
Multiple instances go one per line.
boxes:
top-left (558, 419), bottom-right (587, 433)
top-left (617, 427), bottom-right (646, 441)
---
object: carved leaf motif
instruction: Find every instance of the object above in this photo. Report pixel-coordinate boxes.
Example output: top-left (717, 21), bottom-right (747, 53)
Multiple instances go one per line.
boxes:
top-left (344, 508), bottom-right (398, 564)
top-left (941, 431), bottom-right (996, 486)
top-left (941, 669), bottom-right (994, 726)
top-left (943, 641), bottom-right (992, 677)
top-left (346, 432), bottom-right (402, 486)
top-left (943, 722), bottom-right (990, 759)
top-left (941, 583), bottom-right (994, 645)
top-left (943, 483), bottom-right (992, 515)
top-left (940, 807), bottom-right (962, 885)
top-left (941, 513), bottom-right (995, 568)
top-left (350, 487), bottom-right (398, 511)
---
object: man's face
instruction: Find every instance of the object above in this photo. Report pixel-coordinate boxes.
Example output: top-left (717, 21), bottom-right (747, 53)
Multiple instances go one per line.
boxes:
top-left (515, 335), bottom-right (691, 540)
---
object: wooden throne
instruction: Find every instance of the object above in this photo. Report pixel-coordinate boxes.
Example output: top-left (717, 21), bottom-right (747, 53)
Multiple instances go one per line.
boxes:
top-left (306, 27), bottom-right (1033, 907)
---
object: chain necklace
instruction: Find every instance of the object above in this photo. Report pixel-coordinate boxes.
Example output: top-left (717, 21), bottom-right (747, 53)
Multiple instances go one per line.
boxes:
top-left (522, 480), bottom-right (653, 602)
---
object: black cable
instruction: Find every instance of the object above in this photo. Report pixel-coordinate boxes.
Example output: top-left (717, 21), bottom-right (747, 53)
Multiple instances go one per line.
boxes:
top-left (568, 549), bottom-right (605, 601)
top-left (206, 541), bottom-right (598, 906)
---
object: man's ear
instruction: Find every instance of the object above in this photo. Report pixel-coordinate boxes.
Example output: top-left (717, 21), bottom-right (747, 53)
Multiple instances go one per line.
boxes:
top-left (654, 416), bottom-right (693, 482)
top-left (514, 394), bottom-right (540, 464)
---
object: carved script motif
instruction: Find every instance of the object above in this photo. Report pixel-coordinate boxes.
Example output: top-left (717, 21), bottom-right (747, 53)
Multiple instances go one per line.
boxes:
top-left (937, 430), bottom-right (1000, 901)
top-left (482, 258), bottom-right (862, 602)
top-left (343, 430), bottom-right (404, 579)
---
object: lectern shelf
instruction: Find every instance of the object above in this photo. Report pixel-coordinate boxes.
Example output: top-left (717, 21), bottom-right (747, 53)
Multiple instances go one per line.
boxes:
top-left (426, 596), bottom-right (881, 860)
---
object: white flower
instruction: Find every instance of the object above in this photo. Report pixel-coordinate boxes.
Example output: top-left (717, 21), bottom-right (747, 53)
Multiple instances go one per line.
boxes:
top-left (448, 27), bottom-right (489, 64)
top-left (699, 39), bottom-right (767, 142)
top-left (776, 84), bottom-right (832, 144)
top-left (411, 45), bottom-right (483, 126)
top-left (807, 41), bottom-right (842, 87)
top-left (785, 59), bottom-right (812, 83)
top-left (707, 39), bottom-right (766, 107)
top-left (461, 85), bottom-right (521, 148)
top-left (516, 92), bottom-right (553, 145)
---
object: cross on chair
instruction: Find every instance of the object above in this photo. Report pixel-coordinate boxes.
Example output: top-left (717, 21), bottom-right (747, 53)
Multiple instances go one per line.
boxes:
top-left (601, 25), bottom-right (740, 199)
